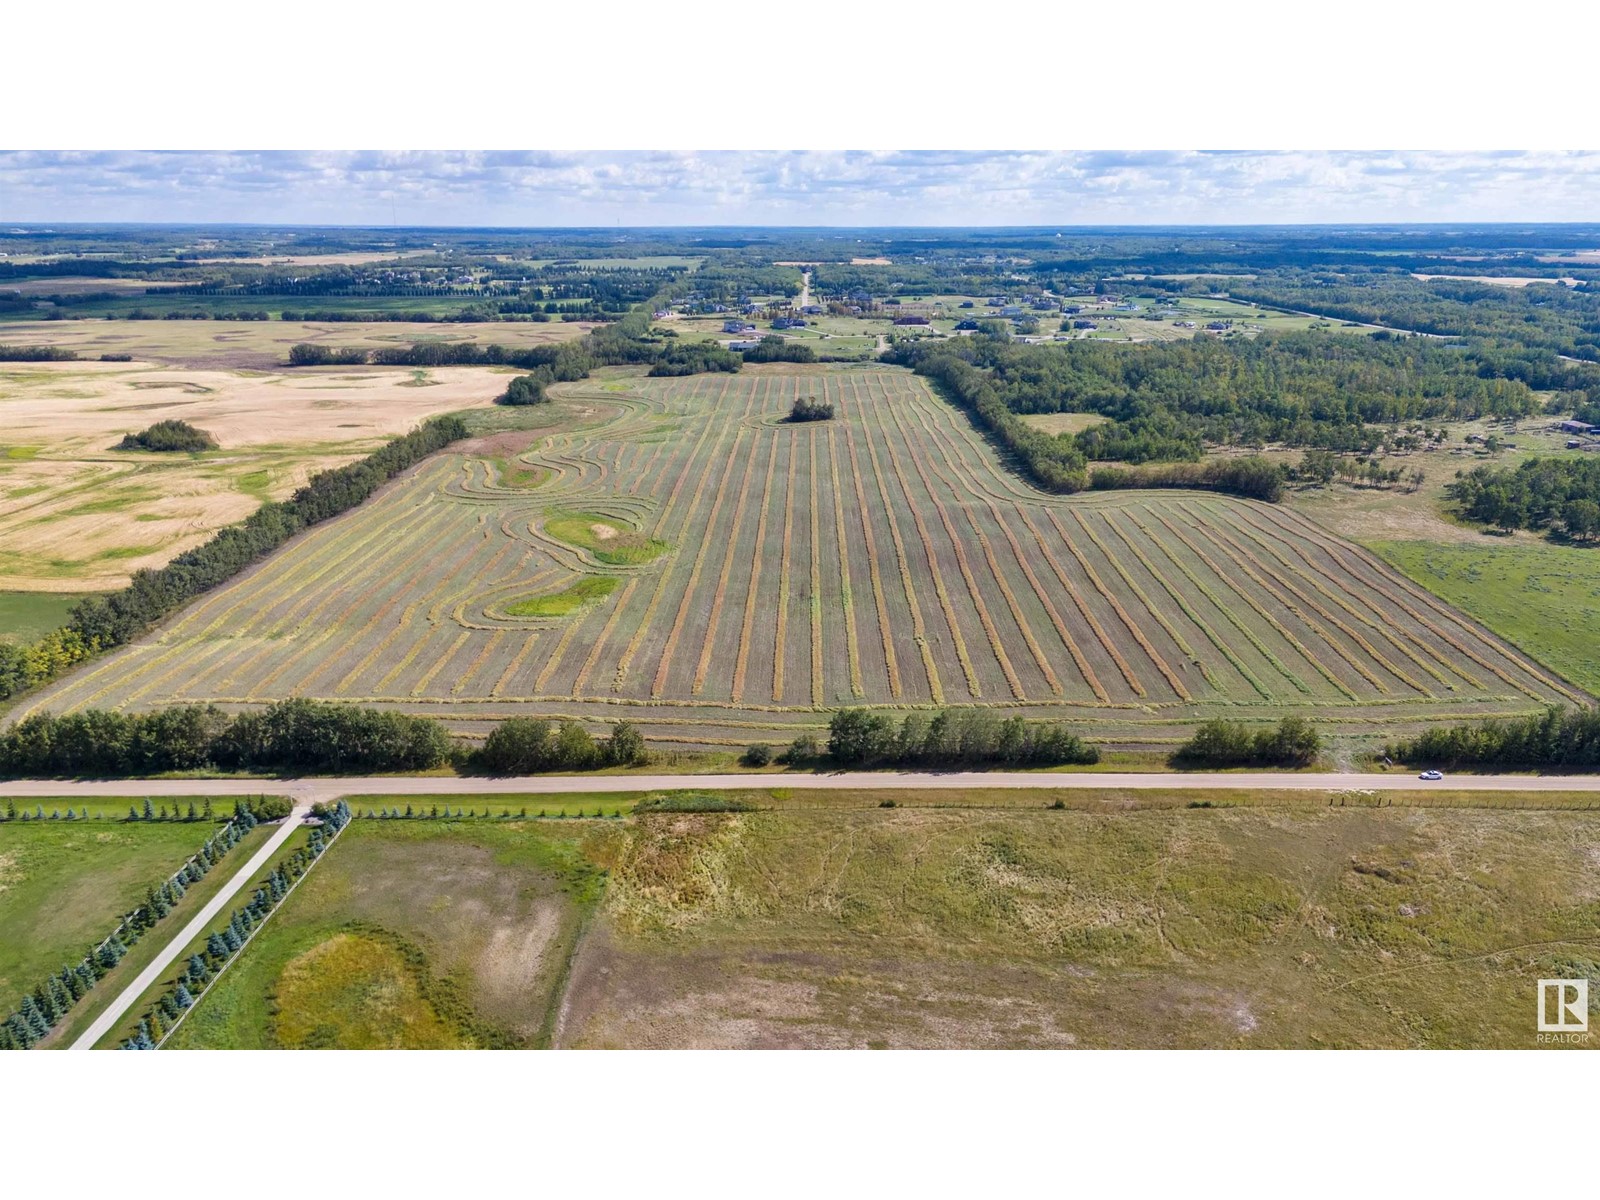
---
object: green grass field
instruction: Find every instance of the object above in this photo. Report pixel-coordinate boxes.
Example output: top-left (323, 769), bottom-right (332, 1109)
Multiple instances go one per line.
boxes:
top-left (0, 816), bottom-right (244, 1016)
top-left (0, 591), bottom-right (98, 642)
top-left (72, 789), bottom-right (1594, 1049)
top-left (164, 821), bottom-right (607, 1049)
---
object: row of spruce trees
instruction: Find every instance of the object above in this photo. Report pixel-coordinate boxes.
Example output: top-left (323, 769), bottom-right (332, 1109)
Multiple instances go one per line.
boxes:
top-left (122, 802), bottom-right (350, 1049)
top-left (0, 805), bottom-right (260, 1050)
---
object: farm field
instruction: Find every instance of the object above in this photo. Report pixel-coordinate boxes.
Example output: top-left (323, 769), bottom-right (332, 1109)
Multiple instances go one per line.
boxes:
top-left (0, 317), bottom-right (593, 370)
top-left (18, 363), bottom-right (1578, 749)
top-left (162, 820), bottom-right (605, 1049)
top-left (557, 806), bottom-right (1600, 1048)
top-left (0, 816), bottom-right (230, 1013)
top-left (0, 359), bottom-right (508, 590)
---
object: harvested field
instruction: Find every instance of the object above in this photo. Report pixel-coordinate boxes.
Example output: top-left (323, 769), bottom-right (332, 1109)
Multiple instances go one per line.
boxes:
top-left (19, 364), bottom-right (1577, 748)
top-left (0, 359), bottom-right (507, 589)
top-left (0, 317), bottom-right (593, 370)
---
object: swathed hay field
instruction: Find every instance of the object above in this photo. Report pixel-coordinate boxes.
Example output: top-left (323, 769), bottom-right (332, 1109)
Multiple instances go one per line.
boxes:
top-left (20, 364), bottom-right (1580, 749)
top-left (0, 359), bottom-right (508, 590)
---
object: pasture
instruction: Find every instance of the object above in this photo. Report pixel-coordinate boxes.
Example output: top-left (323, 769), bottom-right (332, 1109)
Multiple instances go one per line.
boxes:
top-left (558, 806), bottom-right (1600, 1048)
top-left (0, 359), bottom-right (506, 589)
top-left (19, 364), bottom-right (1576, 749)
top-left (162, 820), bottom-right (606, 1049)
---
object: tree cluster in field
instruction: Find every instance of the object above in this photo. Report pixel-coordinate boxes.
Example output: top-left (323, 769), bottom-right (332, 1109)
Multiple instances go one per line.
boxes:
top-left (743, 335), bottom-right (818, 364)
top-left (0, 701), bottom-right (454, 777)
top-left (0, 344), bottom-right (79, 361)
top-left (0, 806), bottom-right (257, 1051)
top-left (646, 341), bottom-right (743, 377)
top-left (470, 717), bottom-right (647, 774)
top-left (786, 395), bottom-right (834, 422)
top-left (1447, 457), bottom-right (1600, 540)
top-left (0, 416), bottom-right (469, 705)
top-left (120, 801), bottom-right (350, 1050)
top-left (115, 419), bottom-right (218, 452)
top-left (1170, 716), bottom-right (1321, 768)
top-left (1292, 448), bottom-right (1425, 493)
top-left (1386, 706), bottom-right (1600, 769)
top-left (496, 373), bottom-right (549, 406)
top-left (806, 707), bottom-right (1101, 769)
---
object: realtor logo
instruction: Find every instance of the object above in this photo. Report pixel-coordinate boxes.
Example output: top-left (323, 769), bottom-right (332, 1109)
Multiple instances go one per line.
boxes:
top-left (1537, 979), bottom-right (1588, 1036)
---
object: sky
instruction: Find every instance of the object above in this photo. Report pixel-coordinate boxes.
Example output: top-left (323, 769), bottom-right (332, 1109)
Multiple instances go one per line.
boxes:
top-left (5, 150), bottom-right (1600, 227)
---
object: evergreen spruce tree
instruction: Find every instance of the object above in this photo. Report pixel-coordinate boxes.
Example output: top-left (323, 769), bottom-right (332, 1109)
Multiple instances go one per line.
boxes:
top-left (33, 985), bottom-right (59, 1025)
top-left (75, 963), bottom-right (97, 994)
top-left (5, 798), bottom-right (14, 821)
top-left (48, 975), bottom-right (71, 1014)
top-left (0, 1024), bottom-right (14, 1051)
top-left (34, 806), bottom-right (43, 820)
top-left (206, 933), bottom-right (229, 961)
top-left (222, 927), bottom-right (242, 954)
top-left (142, 798), bottom-right (155, 821)
top-left (188, 955), bottom-right (209, 985)
top-left (6, 1013), bottom-right (34, 1049)
top-left (203, 798), bottom-right (213, 820)
top-left (20, 996), bottom-right (49, 1039)
top-left (61, 966), bottom-right (85, 1002)
top-left (128, 806), bottom-right (139, 822)
top-left (174, 982), bottom-right (194, 1010)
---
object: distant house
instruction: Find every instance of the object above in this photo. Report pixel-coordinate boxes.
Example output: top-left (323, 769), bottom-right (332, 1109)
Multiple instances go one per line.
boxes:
top-left (894, 315), bottom-right (931, 326)
top-left (800, 304), bottom-right (824, 315)
top-left (1000, 305), bottom-right (1023, 318)
top-left (1558, 419), bottom-right (1596, 434)
top-left (727, 339), bottom-right (762, 352)
top-left (1073, 319), bottom-right (1097, 330)
top-left (955, 318), bottom-right (980, 331)
top-left (723, 319), bottom-right (757, 334)
top-left (1205, 321), bottom-right (1232, 331)
top-left (773, 317), bottom-right (807, 329)
top-left (959, 300), bottom-right (975, 308)
top-left (1061, 304), bottom-right (1082, 315)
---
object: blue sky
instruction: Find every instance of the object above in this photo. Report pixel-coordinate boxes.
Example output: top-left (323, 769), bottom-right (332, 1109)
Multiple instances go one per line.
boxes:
top-left (4, 151), bottom-right (1600, 226)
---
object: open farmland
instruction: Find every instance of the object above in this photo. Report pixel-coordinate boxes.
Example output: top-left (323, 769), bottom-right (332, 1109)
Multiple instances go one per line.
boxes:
top-left (0, 359), bottom-right (509, 590)
top-left (0, 317), bottom-right (593, 371)
top-left (19, 364), bottom-right (1578, 750)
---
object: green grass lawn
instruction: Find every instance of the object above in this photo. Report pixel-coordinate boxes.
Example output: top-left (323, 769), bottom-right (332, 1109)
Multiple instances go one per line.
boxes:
top-left (0, 817), bottom-right (230, 1014)
top-left (0, 591), bottom-right (100, 642)
top-left (544, 511), bottom-right (666, 564)
top-left (1373, 538), bottom-right (1600, 697)
top-left (163, 821), bottom-right (607, 1049)
top-left (505, 575), bottom-right (617, 618)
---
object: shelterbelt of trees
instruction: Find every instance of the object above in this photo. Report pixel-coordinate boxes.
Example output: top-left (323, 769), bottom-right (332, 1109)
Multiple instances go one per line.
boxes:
top-left (1389, 706), bottom-right (1600, 769)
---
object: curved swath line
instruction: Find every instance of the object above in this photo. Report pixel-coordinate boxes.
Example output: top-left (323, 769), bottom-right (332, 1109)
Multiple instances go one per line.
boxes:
top-left (1174, 502), bottom-right (1428, 697)
top-left (731, 431), bottom-right (781, 704)
top-left (850, 371), bottom-right (941, 702)
top-left (691, 424), bottom-right (765, 695)
top-left (907, 369), bottom-right (1041, 503)
top-left (1071, 509), bottom-right (1232, 695)
top-left (841, 417), bottom-right (900, 698)
top-left (574, 576), bottom-right (641, 696)
top-left (1241, 504), bottom-right (1571, 702)
top-left (1217, 504), bottom-right (1468, 690)
top-left (911, 418), bottom-right (1065, 697)
top-left (904, 395), bottom-right (1107, 701)
top-left (876, 374), bottom-right (1016, 699)
top-left (1139, 506), bottom-right (1361, 700)
top-left (107, 638), bottom-right (238, 710)
top-left (1114, 507), bottom-right (1307, 697)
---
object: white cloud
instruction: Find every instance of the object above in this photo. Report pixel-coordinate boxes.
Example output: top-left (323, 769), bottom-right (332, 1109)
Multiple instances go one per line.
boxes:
top-left (3, 150), bottom-right (1600, 225)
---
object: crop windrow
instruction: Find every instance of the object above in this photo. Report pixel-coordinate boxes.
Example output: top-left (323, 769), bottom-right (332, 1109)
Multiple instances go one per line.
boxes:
top-left (826, 424), bottom-right (865, 698)
top-left (692, 427), bottom-right (763, 696)
top-left (841, 420), bottom-right (900, 698)
top-left (731, 431), bottom-right (781, 704)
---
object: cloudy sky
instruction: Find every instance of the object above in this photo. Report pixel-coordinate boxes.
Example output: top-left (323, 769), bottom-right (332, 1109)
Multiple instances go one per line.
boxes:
top-left (4, 150), bottom-right (1600, 226)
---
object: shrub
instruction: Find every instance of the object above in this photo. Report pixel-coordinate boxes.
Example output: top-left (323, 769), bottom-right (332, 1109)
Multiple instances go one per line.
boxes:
top-left (786, 396), bottom-right (835, 423)
top-left (115, 420), bottom-right (218, 453)
top-left (497, 372), bottom-right (550, 406)
top-left (1170, 716), bottom-right (1320, 768)
top-left (740, 743), bottom-right (774, 767)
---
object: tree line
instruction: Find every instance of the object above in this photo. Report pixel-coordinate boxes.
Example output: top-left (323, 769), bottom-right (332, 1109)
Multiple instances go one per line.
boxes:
top-left (0, 701), bottom-right (649, 778)
top-left (1386, 706), bottom-right (1600, 769)
top-left (120, 801), bottom-right (351, 1049)
top-left (819, 707), bottom-right (1101, 769)
top-left (1, 806), bottom-right (259, 1050)
top-left (1170, 717), bottom-right (1322, 768)
top-left (0, 416), bottom-right (468, 706)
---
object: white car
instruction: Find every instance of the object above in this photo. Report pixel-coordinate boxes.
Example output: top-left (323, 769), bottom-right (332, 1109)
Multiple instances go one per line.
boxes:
top-left (1419, 770), bottom-right (1443, 781)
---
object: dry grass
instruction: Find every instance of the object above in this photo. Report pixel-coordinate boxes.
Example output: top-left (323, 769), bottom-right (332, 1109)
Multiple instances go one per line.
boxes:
top-left (0, 360), bottom-right (505, 589)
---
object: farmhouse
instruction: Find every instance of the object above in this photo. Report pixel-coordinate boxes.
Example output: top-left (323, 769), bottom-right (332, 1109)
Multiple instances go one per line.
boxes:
top-left (1558, 419), bottom-right (1597, 435)
top-left (894, 314), bottom-right (931, 326)
top-left (723, 319), bottom-right (757, 334)
top-left (727, 339), bottom-right (762, 351)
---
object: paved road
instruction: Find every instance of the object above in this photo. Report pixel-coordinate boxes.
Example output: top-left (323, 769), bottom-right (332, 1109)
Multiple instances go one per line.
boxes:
top-left (69, 801), bottom-right (315, 1050)
top-left (8, 771), bottom-right (1600, 807)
